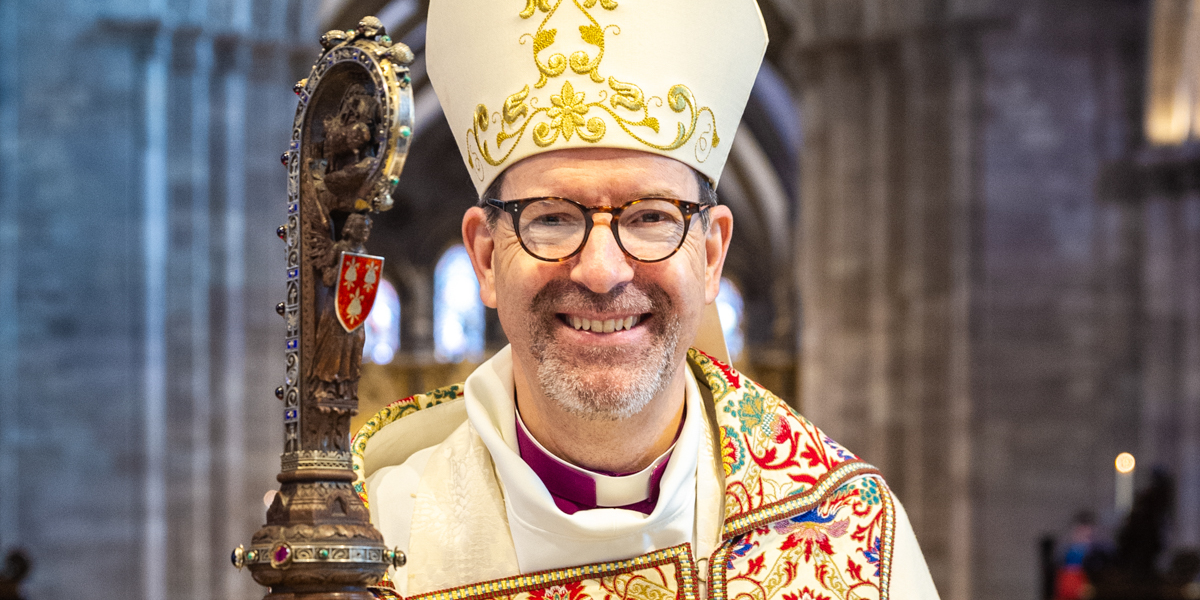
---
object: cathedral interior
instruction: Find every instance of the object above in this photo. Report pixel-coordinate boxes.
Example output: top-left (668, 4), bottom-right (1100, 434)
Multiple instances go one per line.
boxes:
top-left (1, 0), bottom-right (1199, 598)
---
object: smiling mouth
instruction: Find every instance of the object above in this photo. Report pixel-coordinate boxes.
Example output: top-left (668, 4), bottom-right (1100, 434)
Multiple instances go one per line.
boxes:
top-left (560, 314), bottom-right (647, 333)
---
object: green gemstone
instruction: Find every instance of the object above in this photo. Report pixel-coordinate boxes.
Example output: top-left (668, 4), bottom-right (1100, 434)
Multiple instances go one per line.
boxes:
top-left (389, 176), bottom-right (400, 186)
top-left (399, 126), bottom-right (412, 138)
top-left (347, 29), bottom-right (355, 36)
top-left (246, 550), bottom-right (256, 561)
top-left (382, 35), bottom-right (391, 43)
top-left (318, 548), bottom-right (330, 559)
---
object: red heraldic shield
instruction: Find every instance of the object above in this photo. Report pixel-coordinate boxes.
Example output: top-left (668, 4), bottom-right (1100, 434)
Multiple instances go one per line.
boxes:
top-left (335, 252), bottom-right (385, 333)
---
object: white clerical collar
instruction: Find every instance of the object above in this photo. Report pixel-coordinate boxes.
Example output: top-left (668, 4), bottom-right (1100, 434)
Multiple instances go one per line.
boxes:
top-left (462, 345), bottom-right (703, 573)
top-left (514, 409), bottom-right (678, 510)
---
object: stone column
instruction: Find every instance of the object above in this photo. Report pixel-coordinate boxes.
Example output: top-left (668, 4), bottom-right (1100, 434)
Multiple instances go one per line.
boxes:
top-left (772, 2), bottom-right (987, 597)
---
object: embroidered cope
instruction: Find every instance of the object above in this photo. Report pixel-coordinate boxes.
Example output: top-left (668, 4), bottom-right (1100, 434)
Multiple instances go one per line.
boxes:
top-left (352, 347), bottom-right (940, 600)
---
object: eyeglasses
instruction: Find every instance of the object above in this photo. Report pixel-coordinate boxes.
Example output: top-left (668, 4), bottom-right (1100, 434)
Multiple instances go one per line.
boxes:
top-left (484, 197), bottom-right (712, 263)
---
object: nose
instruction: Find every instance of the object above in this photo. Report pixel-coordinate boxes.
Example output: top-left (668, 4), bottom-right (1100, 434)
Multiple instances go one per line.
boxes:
top-left (570, 215), bottom-right (635, 294)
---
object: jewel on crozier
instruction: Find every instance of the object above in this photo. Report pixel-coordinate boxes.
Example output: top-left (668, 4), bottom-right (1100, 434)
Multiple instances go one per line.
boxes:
top-left (270, 543), bottom-right (294, 569)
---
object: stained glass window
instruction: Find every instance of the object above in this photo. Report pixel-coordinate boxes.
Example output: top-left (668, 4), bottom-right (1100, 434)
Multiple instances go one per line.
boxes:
top-left (716, 277), bottom-right (745, 363)
top-left (434, 245), bottom-right (485, 362)
top-left (363, 279), bottom-right (400, 364)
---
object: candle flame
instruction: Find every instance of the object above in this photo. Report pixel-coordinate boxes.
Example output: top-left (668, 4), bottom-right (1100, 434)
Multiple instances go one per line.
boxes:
top-left (1115, 452), bottom-right (1136, 474)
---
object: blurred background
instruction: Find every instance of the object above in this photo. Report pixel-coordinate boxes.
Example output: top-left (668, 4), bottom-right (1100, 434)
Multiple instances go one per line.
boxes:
top-left (1, 0), bottom-right (1198, 598)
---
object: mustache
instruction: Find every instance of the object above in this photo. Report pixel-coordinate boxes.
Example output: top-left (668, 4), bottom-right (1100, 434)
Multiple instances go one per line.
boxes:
top-left (528, 279), bottom-right (669, 317)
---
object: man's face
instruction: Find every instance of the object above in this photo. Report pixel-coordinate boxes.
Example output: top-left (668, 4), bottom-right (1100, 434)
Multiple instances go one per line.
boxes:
top-left (462, 148), bottom-right (733, 421)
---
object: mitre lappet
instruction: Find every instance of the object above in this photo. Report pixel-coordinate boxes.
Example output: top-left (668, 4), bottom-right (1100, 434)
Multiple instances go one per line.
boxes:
top-left (426, 0), bottom-right (769, 195)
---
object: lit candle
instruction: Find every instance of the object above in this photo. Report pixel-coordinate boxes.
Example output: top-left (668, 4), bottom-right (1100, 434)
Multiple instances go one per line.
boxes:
top-left (1115, 452), bottom-right (1136, 514)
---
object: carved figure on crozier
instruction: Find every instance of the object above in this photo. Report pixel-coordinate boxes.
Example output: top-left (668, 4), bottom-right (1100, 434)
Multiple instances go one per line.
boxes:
top-left (305, 213), bottom-right (372, 451)
top-left (312, 83), bottom-right (381, 211)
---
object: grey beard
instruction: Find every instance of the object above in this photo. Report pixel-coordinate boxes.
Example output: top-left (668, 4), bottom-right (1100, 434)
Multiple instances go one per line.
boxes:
top-left (528, 281), bottom-right (682, 421)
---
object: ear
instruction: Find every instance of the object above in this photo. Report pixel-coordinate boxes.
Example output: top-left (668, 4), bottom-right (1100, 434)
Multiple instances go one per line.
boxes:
top-left (462, 207), bottom-right (498, 308)
top-left (703, 205), bottom-right (733, 304)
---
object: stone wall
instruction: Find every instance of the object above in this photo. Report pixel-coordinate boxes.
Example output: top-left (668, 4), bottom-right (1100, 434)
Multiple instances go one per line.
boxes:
top-left (973, 1), bottom-right (1149, 597)
top-left (0, 0), bottom-right (319, 598)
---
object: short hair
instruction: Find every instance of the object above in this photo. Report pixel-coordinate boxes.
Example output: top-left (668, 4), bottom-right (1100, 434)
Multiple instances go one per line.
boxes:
top-left (479, 168), bottom-right (717, 231)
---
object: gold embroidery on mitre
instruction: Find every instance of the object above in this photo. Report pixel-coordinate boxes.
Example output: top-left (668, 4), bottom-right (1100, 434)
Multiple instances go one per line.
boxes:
top-left (521, 0), bottom-right (617, 88)
top-left (464, 0), bottom-right (720, 174)
top-left (504, 85), bottom-right (530, 124)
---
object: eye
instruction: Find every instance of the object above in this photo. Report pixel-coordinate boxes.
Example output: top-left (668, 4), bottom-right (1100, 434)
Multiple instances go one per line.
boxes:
top-left (629, 210), bottom-right (669, 224)
top-left (530, 211), bottom-right (576, 226)
top-left (621, 200), bottom-right (683, 228)
top-left (520, 200), bottom-right (586, 233)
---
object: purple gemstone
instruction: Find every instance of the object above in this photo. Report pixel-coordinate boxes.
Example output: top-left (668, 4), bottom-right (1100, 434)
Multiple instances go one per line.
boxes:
top-left (274, 545), bottom-right (290, 563)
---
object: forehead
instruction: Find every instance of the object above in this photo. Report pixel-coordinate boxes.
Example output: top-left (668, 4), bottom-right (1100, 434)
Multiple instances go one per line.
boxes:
top-left (499, 148), bottom-right (699, 202)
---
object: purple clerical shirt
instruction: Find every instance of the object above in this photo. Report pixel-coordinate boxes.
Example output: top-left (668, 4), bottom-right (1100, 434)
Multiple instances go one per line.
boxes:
top-left (514, 415), bottom-right (676, 515)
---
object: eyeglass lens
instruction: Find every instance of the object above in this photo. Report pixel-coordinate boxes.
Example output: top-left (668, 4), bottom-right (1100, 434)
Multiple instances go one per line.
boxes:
top-left (517, 199), bottom-right (689, 262)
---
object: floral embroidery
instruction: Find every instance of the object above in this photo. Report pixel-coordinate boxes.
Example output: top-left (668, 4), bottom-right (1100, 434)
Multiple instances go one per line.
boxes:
top-left (823, 435), bottom-right (858, 463)
top-left (782, 588), bottom-right (833, 600)
top-left (720, 425), bottom-right (745, 477)
top-left (861, 536), bottom-right (882, 577)
top-left (708, 354), bottom-right (742, 389)
top-left (536, 80), bottom-right (604, 145)
top-left (690, 347), bottom-right (895, 600)
top-left (528, 581), bottom-right (589, 600)
top-left (724, 537), bottom-right (758, 570)
top-left (858, 478), bottom-right (881, 506)
top-left (744, 388), bottom-right (772, 436)
top-left (723, 385), bottom-right (770, 438)
top-left (776, 508), bottom-right (850, 563)
top-left (769, 414), bottom-right (791, 443)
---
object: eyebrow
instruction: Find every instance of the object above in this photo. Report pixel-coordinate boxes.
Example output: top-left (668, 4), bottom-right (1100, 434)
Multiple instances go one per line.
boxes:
top-left (633, 189), bottom-right (685, 199)
top-left (508, 186), bottom-right (691, 204)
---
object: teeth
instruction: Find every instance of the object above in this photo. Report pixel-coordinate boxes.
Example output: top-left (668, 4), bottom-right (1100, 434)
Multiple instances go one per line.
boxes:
top-left (569, 315), bottom-right (642, 332)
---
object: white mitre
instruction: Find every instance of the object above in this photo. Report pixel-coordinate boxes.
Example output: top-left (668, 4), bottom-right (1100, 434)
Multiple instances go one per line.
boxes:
top-left (426, 0), bottom-right (769, 196)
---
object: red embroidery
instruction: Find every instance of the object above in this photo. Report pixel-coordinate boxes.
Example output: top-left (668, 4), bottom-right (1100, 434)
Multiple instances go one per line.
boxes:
top-left (527, 581), bottom-right (589, 600)
top-left (782, 588), bottom-right (833, 600)
top-left (696, 349), bottom-right (742, 389)
top-left (746, 555), bottom-right (766, 576)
